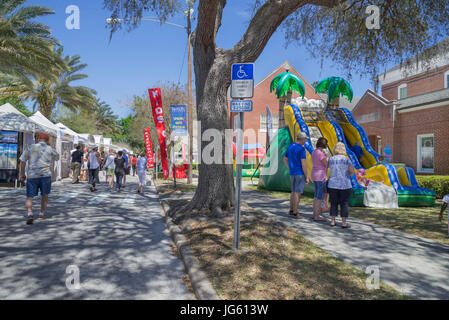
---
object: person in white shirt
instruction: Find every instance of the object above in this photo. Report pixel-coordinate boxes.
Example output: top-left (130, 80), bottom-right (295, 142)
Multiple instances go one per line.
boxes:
top-left (439, 195), bottom-right (449, 237)
top-left (103, 150), bottom-right (116, 189)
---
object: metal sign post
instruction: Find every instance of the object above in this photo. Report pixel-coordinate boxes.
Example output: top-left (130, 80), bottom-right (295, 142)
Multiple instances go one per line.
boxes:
top-left (233, 111), bottom-right (244, 250)
top-left (230, 63), bottom-right (254, 251)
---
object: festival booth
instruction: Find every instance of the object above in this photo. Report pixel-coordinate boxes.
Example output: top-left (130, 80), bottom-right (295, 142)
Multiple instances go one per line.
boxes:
top-left (78, 134), bottom-right (96, 147)
top-left (103, 137), bottom-right (113, 153)
top-left (0, 103), bottom-right (51, 186)
top-left (93, 135), bottom-right (104, 152)
top-left (29, 111), bottom-right (71, 180)
top-left (56, 122), bottom-right (89, 146)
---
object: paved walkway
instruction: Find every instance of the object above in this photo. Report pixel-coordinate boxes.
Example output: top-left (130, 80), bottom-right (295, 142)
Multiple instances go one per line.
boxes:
top-left (0, 176), bottom-right (193, 299)
top-left (242, 186), bottom-right (449, 300)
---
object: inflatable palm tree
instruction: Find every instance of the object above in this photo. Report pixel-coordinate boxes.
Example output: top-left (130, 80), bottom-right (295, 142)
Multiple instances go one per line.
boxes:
top-left (270, 70), bottom-right (305, 127)
top-left (315, 76), bottom-right (353, 109)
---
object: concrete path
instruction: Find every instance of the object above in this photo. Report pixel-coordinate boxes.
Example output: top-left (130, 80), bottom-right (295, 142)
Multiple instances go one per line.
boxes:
top-left (0, 176), bottom-right (194, 299)
top-left (242, 187), bottom-right (449, 300)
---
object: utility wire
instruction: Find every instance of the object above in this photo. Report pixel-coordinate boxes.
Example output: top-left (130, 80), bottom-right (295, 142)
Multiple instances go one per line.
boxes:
top-left (177, 39), bottom-right (188, 86)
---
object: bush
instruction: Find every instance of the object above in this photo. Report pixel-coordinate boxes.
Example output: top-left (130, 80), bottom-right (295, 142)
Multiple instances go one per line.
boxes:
top-left (416, 175), bottom-right (449, 198)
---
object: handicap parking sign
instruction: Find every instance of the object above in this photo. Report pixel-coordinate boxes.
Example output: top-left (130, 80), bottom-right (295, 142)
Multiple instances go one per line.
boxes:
top-left (231, 63), bottom-right (254, 99)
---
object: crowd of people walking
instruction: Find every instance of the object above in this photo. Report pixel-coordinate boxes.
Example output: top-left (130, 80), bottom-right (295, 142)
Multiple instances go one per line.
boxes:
top-left (70, 147), bottom-right (151, 194)
top-left (17, 137), bottom-right (152, 225)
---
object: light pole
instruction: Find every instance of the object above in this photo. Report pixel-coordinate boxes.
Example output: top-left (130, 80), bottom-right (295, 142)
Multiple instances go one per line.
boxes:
top-left (107, 5), bottom-right (194, 184)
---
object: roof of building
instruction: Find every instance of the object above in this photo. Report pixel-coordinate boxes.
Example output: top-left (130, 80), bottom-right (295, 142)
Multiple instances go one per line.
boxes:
top-left (377, 37), bottom-right (449, 85)
top-left (396, 87), bottom-right (449, 110)
top-left (351, 89), bottom-right (393, 114)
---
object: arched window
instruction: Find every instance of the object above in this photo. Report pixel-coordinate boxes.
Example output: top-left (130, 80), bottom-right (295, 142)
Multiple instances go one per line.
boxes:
top-left (398, 83), bottom-right (407, 99)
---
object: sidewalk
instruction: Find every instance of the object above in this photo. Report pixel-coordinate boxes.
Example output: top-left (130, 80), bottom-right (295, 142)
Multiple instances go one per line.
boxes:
top-left (0, 176), bottom-right (194, 299)
top-left (242, 187), bottom-right (449, 299)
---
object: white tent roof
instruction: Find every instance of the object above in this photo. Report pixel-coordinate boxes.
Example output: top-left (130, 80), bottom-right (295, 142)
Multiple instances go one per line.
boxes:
top-left (55, 122), bottom-right (88, 144)
top-left (0, 103), bottom-right (48, 133)
top-left (93, 135), bottom-right (104, 145)
top-left (78, 133), bottom-right (96, 145)
top-left (29, 111), bottom-right (58, 137)
top-left (103, 137), bottom-right (112, 145)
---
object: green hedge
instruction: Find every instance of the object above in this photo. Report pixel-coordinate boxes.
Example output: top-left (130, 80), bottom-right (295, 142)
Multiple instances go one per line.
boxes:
top-left (416, 175), bottom-right (449, 198)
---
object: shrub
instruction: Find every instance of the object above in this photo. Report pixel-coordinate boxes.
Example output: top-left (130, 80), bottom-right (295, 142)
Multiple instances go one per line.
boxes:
top-left (416, 175), bottom-right (449, 198)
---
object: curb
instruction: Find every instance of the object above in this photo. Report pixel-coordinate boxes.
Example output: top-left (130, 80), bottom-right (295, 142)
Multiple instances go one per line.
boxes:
top-left (156, 186), bottom-right (219, 300)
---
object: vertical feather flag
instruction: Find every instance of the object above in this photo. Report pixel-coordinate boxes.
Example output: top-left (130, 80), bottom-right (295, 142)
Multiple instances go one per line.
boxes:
top-left (148, 88), bottom-right (169, 179)
top-left (143, 128), bottom-right (154, 168)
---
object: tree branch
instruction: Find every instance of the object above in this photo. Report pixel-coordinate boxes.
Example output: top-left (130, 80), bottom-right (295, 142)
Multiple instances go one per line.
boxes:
top-left (229, 0), bottom-right (341, 62)
top-left (195, 0), bottom-right (226, 50)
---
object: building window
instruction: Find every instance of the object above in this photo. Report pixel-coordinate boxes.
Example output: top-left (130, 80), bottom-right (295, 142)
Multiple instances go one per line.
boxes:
top-left (260, 114), bottom-right (279, 132)
top-left (445, 71), bottom-right (449, 89)
top-left (398, 84), bottom-right (407, 99)
top-left (417, 134), bottom-right (434, 173)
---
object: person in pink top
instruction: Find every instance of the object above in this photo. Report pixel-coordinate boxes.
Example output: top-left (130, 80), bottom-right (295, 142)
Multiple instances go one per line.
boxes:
top-left (311, 137), bottom-right (329, 221)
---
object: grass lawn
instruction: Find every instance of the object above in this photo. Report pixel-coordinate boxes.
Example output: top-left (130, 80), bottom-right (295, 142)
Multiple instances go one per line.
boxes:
top-left (246, 185), bottom-right (449, 245)
top-left (164, 197), bottom-right (407, 300)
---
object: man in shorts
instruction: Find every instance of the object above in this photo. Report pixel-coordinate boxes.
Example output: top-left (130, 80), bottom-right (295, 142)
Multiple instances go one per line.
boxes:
top-left (20, 133), bottom-right (59, 225)
top-left (284, 132), bottom-right (309, 219)
top-left (439, 195), bottom-right (449, 237)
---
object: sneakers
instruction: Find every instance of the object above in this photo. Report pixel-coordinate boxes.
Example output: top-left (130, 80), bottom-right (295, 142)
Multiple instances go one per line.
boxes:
top-left (38, 214), bottom-right (46, 219)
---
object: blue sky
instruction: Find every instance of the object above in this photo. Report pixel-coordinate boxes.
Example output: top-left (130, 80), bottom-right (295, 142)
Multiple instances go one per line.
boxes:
top-left (25, 0), bottom-right (388, 118)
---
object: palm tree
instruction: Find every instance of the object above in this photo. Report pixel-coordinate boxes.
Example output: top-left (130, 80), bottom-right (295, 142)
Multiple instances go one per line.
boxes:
top-left (270, 70), bottom-right (305, 128)
top-left (0, 47), bottom-right (96, 118)
top-left (92, 98), bottom-right (119, 135)
top-left (315, 76), bottom-right (353, 109)
top-left (0, 0), bottom-right (64, 81)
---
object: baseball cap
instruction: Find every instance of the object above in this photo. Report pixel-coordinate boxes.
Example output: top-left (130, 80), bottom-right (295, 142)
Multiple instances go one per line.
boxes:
top-left (297, 132), bottom-right (308, 140)
top-left (38, 133), bottom-right (50, 140)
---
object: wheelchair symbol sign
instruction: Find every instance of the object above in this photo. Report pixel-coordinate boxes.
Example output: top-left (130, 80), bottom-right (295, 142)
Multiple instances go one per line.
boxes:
top-left (232, 63), bottom-right (253, 80)
top-left (231, 63), bottom-right (254, 99)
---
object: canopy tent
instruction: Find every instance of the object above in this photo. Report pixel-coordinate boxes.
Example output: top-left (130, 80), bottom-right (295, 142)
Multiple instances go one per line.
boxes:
top-left (93, 135), bottom-right (104, 147)
top-left (0, 103), bottom-right (48, 134)
top-left (55, 122), bottom-right (88, 145)
top-left (28, 111), bottom-right (58, 137)
top-left (78, 134), bottom-right (95, 146)
top-left (103, 137), bottom-right (112, 146)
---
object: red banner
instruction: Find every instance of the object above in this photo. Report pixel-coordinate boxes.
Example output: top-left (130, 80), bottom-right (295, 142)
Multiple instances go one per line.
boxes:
top-left (148, 88), bottom-right (169, 179)
top-left (143, 127), bottom-right (154, 168)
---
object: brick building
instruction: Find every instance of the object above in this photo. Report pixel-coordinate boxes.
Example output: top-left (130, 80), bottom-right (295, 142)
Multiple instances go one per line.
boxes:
top-left (228, 61), bottom-right (321, 148)
top-left (352, 48), bottom-right (449, 175)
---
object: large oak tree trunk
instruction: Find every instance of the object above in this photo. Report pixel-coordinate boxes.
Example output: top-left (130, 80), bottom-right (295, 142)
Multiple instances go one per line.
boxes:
top-left (188, 36), bottom-right (235, 212)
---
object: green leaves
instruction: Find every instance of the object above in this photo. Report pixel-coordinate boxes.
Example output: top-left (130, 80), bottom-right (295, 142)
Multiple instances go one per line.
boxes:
top-left (270, 72), bottom-right (305, 99)
top-left (315, 76), bottom-right (353, 103)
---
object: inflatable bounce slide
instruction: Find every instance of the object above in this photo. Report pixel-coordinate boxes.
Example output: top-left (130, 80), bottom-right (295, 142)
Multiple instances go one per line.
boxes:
top-left (259, 103), bottom-right (436, 207)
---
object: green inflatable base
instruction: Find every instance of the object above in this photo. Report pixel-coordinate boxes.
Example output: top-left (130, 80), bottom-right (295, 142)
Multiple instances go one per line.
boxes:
top-left (348, 188), bottom-right (436, 207)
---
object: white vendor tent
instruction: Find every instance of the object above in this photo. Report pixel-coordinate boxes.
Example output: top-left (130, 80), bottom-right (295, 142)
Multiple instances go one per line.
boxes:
top-left (56, 122), bottom-right (88, 145)
top-left (0, 103), bottom-right (47, 133)
top-left (28, 111), bottom-right (58, 138)
top-left (93, 135), bottom-right (104, 148)
top-left (79, 134), bottom-right (95, 146)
